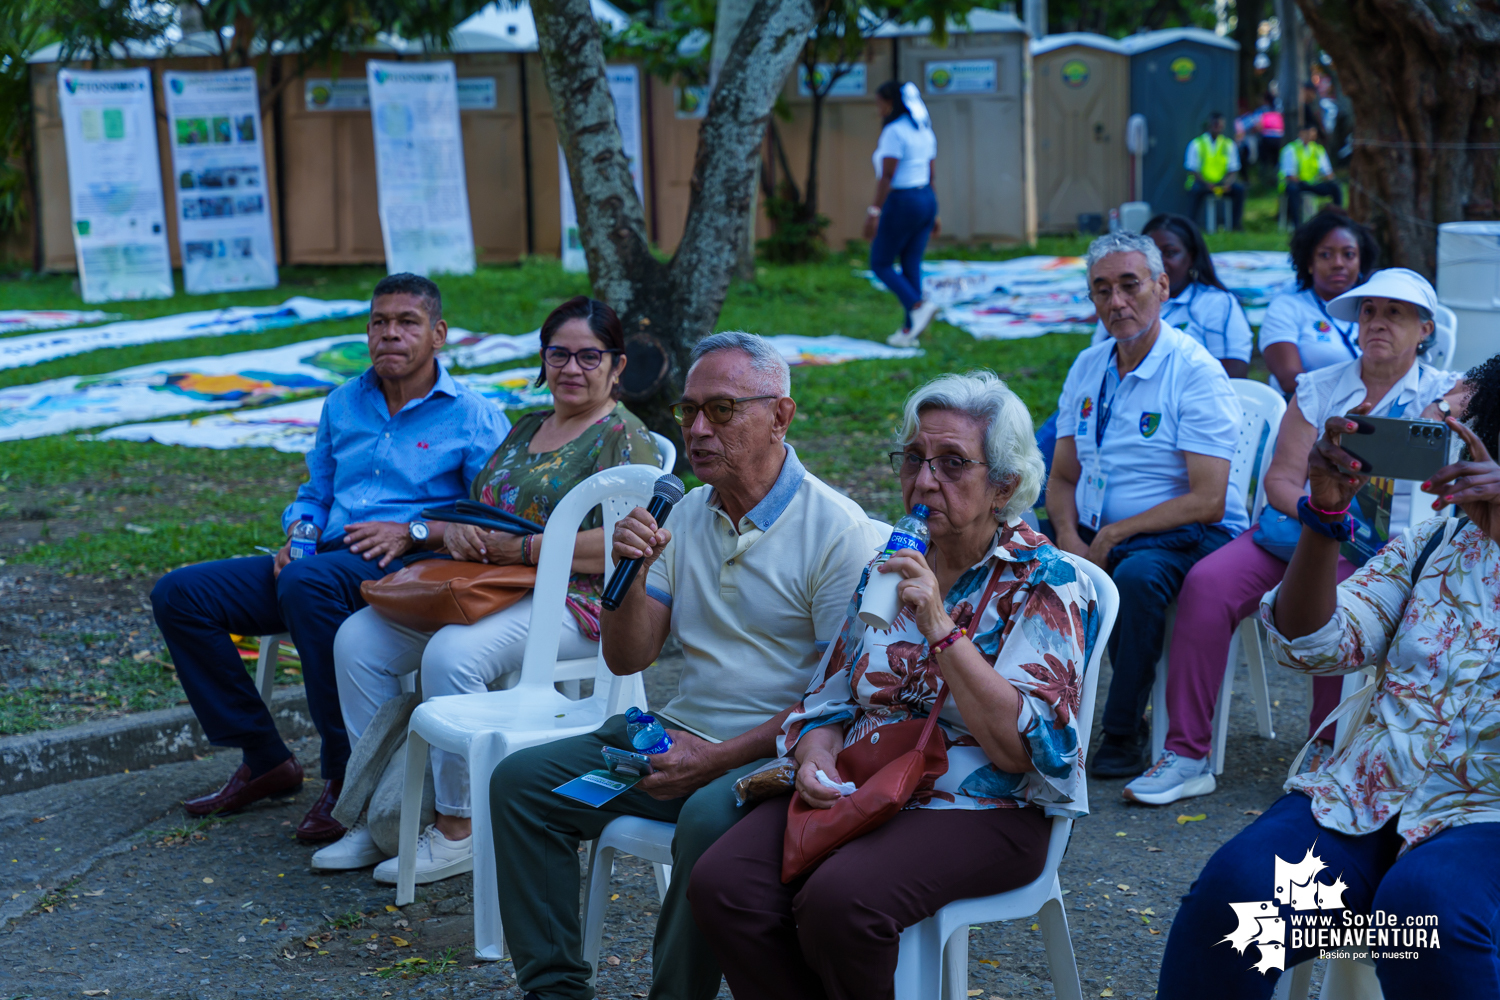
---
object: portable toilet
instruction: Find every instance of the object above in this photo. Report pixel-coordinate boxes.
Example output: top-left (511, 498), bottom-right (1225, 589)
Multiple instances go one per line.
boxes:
top-left (1120, 28), bottom-right (1238, 221)
top-left (1031, 33), bottom-right (1130, 233)
top-left (881, 10), bottom-right (1035, 244)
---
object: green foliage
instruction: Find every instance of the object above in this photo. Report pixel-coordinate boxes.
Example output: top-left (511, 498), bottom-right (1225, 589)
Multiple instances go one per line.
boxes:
top-left (1048, 0), bottom-right (1219, 37)
top-left (759, 183), bottom-right (830, 263)
top-left (0, 1), bottom-right (58, 246)
top-left (603, 0), bottom-right (715, 88)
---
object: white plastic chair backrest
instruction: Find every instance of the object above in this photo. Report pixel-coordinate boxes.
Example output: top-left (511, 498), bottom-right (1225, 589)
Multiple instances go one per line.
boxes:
top-left (1428, 305), bottom-right (1457, 372)
top-left (518, 464), bottom-right (661, 694)
top-left (1231, 379), bottom-right (1288, 524)
top-left (1066, 554), bottom-right (1118, 758)
top-left (649, 431), bottom-right (677, 473)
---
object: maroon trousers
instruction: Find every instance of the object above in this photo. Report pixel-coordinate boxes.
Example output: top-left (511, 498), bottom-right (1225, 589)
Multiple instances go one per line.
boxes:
top-left (688, 795), bottom-right (1051, 1000)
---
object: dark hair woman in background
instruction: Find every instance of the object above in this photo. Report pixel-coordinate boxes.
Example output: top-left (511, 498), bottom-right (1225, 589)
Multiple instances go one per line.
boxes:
top-left (867, 80), bottom-right (939, 349)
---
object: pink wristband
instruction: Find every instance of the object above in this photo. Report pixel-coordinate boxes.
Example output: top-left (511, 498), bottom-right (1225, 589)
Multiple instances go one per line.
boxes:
top-left (1306, 497), bottom-right (1351, 517)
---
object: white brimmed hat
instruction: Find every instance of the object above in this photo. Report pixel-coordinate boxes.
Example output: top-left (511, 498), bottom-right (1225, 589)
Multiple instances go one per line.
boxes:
top-left (1327, 267), bottom-right (1437, 321)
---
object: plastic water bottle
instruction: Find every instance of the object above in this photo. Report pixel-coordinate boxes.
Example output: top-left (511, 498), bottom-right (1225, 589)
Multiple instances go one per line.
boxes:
top-left (625, 706), bottom-right (674, 755)
top-left (857, 505), bottom-right (931, 631)
top-left (288, 514), bottom-right (320, 561)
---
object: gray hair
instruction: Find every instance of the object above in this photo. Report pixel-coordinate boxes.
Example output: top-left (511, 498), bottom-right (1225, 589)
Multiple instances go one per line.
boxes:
top-left (687, 331), bottom-right (791, 395)
top-left (1085, 231), bottom-right (1164, 281)
top-left (896, 370), bottom-right (1045, 520)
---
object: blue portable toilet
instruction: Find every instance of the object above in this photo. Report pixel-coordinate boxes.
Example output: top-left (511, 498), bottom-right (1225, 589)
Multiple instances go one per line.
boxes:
top-left (1121, 28), bottom-right (1238, 220)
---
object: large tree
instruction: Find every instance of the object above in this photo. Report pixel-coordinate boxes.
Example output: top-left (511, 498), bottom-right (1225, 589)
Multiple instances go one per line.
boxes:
top-left (1294, 1), bottom-right (1500, 277)
top-left (531, 0), bottom-right (817, 443)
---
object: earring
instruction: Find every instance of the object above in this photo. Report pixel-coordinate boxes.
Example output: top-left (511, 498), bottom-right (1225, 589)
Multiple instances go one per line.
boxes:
top-left (993, 505), bottom-right (1003, 521)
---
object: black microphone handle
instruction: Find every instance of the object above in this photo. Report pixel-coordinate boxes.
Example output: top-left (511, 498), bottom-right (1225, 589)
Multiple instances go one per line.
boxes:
top-left (600, 494), bottom-right (676, 611)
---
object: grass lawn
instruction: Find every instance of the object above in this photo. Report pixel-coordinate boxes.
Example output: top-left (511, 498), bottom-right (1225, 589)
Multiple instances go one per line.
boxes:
top-left (0, 197), bottom-right (1290, 732)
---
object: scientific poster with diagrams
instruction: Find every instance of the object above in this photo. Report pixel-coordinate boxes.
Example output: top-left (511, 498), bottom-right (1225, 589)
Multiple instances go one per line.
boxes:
top-left (56, 68), bottom-right (174, 302)
top-left (560, 65), bottom-right (644, 272)
top-left (163, 69), bottom-right (278, 294)
top-left (366, 60), bottom-right (475, 277)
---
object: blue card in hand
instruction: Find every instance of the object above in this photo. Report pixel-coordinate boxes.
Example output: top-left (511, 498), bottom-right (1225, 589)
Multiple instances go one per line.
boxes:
top-left (553, 769), bottom-right (642, 808)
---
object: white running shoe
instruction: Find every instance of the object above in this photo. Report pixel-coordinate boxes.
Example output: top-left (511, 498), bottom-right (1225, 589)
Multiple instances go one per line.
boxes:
top-left (310, 817), bottom-right (387, 871)
top-left (372, 824), bottom-right (474, 885)
top-left (1122, 750), bottom-right (1216, 806)
top-left (908, 299), bottom-right (941, 338)
top-left (887, 328), bottom-right (921, 348)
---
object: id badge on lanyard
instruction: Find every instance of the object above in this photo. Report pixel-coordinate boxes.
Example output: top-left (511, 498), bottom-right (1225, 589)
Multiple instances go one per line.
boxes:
top-left (1080, 348), bottom-right (1119, 531)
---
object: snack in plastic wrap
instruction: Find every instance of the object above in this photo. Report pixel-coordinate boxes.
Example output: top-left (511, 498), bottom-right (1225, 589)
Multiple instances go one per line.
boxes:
top-left (733, 755), bottom-right (798, 807)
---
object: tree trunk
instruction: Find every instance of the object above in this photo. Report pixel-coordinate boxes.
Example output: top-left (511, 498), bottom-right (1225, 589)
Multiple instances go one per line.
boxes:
top-left (1294, 0), bottom-right (1500, 277)
top-left (531, 0), bottom-right (815, 452)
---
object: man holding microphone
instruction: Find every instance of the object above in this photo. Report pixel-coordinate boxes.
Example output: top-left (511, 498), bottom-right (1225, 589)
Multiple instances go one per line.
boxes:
top-left (490, 332), bottom-right (885, 1000)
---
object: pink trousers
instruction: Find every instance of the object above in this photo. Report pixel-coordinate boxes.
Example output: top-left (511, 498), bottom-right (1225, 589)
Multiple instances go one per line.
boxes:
top-left (1163, 530), bottom-right (1355, 760)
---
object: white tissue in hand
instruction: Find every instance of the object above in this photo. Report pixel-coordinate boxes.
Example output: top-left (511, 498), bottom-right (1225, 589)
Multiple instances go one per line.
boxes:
top-left (815, 769), bottom-right (857, 796)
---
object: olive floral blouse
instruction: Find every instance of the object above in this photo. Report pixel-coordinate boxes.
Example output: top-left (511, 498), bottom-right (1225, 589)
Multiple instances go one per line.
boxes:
top-left (470, 402), bottom-right (660, 640)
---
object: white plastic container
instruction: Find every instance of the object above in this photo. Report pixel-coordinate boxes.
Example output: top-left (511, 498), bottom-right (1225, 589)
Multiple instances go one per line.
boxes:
top-left (1437, 221), bottom-right (1500, 372)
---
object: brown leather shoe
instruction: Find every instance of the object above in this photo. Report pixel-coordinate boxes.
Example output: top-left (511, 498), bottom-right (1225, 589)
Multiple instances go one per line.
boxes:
top-left (295, 779), bottom-right (345, 843)
top-left (183, 757), bottom-right (303, 817)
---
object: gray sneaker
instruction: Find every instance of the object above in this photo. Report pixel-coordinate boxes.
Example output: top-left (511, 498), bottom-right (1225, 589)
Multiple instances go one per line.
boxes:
top-left (1123, 750), bottom-right (1215, 806)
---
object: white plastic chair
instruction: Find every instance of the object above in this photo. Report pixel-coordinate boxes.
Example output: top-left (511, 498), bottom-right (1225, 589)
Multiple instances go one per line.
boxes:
top-left (576, 555), bottom-right (1118, 998)
top-left (393, 464), bottom-right (661, 960)
top-left (254, 633), bottom-right (290, 703)
top-left (1148, 379), bottom-right (1287, 773)
top-left (1427, 305), bottom-right (1457, 372)
top-left (1202, 194), bottom-right (1232, 234)
top-left (649, 430), bottom-right (677, 474)
top-left (1278, 944), bottom-right (1383, 998)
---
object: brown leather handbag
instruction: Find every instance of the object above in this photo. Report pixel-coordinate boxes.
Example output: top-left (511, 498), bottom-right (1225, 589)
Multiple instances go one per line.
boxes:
top-left (359, 560), bottom-right (537, 631)
top-left (781, 684), bottom-right (951, 883)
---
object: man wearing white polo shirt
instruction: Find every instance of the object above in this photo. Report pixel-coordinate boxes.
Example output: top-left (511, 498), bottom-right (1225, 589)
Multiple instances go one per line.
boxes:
top-left (489, 332), bottom-right (885, 1000)
top-left (1047, 232), bottom-right (1249, 778)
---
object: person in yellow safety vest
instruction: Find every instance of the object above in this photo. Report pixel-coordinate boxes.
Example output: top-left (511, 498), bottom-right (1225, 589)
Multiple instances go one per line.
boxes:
top-left (1279, 122), bottom-right (1342, 226)
top-left (1184, 112), bottom-right (1245, 231)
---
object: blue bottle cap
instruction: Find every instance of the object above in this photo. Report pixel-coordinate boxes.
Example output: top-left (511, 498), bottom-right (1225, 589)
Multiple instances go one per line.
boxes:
top-left (911, 504), bottom-right (930, 519)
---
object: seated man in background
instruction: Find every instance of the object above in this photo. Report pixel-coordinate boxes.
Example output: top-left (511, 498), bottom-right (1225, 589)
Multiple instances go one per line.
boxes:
top-left (1046, 232), bottom-right (1248, 779)
top-left (151, 274), bottom-right (508, 841)
top-left (1279, 121), bottom-right (1341, 226)
top-left (1185, 112), bottom-right (1245, 231)
top-left (490, 332), bottom-right (886, 1000)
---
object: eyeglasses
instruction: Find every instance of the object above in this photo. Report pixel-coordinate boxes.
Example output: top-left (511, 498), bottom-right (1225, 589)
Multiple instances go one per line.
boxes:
top-left (889, 451), bottom-right (990, 482)
top-left (1089, 279), bottom-right (1144, 303)
top-left (542, 346), bottom-right (621, 370)
top-left (670, 395), bottom-right (778, 426)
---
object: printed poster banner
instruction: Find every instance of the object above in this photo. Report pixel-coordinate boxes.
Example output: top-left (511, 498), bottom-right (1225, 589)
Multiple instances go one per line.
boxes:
top-left (0, 297), bottom-right (367, 372)
top-left (367, 60), bottom-right (476, 277)
top-left (0, 310), bottom-right (115, 334)
top-left (95, 369), bottom-right (548, 453)
top-left (163, 69), bottom-right (278, 294)
top-left (561, 65), bottom-right (643, 272)
top-left (56, 68), bottom-right (174, 303)
top-left (924, 59), bottom-right (998, 95)
top-left (306, 77), bottom-right (497, 112)
top-left (796, 63), bottom-right (868, 98)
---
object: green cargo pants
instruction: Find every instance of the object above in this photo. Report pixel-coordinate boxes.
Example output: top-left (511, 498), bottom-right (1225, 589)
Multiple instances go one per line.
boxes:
top-left (490, 714), bottom-right (768, 1000)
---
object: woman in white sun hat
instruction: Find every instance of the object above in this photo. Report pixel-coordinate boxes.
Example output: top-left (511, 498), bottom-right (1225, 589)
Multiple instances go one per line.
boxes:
top-left (1123, 266), bottom-right (1470, 809)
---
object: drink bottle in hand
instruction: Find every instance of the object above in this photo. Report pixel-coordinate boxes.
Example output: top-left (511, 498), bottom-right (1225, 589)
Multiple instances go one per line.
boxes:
top-left (625, 706), bottom-right (674, 754)
top-left (289, 514), bottom-right (320, 561)
top-left (857, 504), bottom-right (930, 630)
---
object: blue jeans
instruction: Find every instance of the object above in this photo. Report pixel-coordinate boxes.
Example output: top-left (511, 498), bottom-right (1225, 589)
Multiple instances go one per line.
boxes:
top-left (870, 185), bottom-right (937, 327)
top-left (1081, 522), bottom-right (1233, 738)
top-left (1160, 792), bottom-right (1500, 998)
top-left (150, 543), bottom-right (412, 779)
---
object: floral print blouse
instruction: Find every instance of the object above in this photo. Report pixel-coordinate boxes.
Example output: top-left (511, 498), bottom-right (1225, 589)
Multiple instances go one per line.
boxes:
top-left (470, 402), bottom-right (660, 640)
top-left (1260, 517), bottom-right (1500, 854)
top-left (779, 520), bottom-right (1100, 816)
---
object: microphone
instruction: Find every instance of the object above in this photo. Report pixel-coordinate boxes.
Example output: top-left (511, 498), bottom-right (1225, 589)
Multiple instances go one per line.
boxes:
top-left (601, 473), bottom-right (686, 611)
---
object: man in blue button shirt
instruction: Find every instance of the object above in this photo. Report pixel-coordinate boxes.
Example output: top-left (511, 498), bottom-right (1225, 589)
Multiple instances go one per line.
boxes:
top-left (151, 274), bottom-right (509, 841)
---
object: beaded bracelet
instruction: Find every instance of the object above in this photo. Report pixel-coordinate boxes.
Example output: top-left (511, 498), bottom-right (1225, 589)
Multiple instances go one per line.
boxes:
top-left (522, 534), bottom-right (534, 566)
top-left (931, 626), bottom-right (967, 655)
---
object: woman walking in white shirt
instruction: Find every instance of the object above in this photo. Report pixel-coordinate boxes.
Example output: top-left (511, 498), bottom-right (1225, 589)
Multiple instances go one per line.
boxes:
top-left (866, 80), bottom-right (939, 348)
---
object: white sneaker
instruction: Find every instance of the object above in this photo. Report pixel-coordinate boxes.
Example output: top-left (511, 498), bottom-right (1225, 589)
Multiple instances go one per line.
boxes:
top-left (310, 817), bottom-right (388, 871)
top-left (908, 299), bottom-right (941, 338)
top-left (1122, 750), bottom-right (1215, 806)
top-left (887, 328), bottom-right (920, 348)
top-left (372, 824), bottom-right (473, 885)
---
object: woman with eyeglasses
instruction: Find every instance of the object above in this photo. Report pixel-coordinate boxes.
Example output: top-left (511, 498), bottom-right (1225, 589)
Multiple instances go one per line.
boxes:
top-left (317, 296), bottom-right (659, 882)
top-left (690, 371), bottom-right (1100, 999)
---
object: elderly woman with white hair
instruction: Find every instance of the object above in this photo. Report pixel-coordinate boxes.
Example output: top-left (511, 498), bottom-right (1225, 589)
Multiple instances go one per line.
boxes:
top-left (690, 371), bottom-right (1100, 1000)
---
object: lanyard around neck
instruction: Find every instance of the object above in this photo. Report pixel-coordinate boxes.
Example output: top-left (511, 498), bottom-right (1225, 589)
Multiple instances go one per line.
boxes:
top-left (1095, 345), bottom-right (1122, 449)
top-left (1312, 290), bottom-right (1359, 359)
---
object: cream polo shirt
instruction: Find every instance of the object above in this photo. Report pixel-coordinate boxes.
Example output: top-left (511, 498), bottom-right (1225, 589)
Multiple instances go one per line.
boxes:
top-left (644, 445), bottom-right (888, 744)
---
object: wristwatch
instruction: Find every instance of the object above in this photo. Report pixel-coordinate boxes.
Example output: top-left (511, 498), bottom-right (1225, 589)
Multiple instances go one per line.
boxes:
top-left (407, 521), bottom-right (430, 544)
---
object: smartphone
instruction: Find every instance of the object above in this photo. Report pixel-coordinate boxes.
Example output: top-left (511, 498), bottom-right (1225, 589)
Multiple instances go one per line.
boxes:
top-left (1341, 414), bottom-right (1455, 482)
top-left (601, 746), bottom-right (653, 778)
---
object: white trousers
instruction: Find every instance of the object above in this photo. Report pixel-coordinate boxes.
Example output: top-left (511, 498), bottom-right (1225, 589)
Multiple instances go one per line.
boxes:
top-left (333, 597), bottom-right (596, 817)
